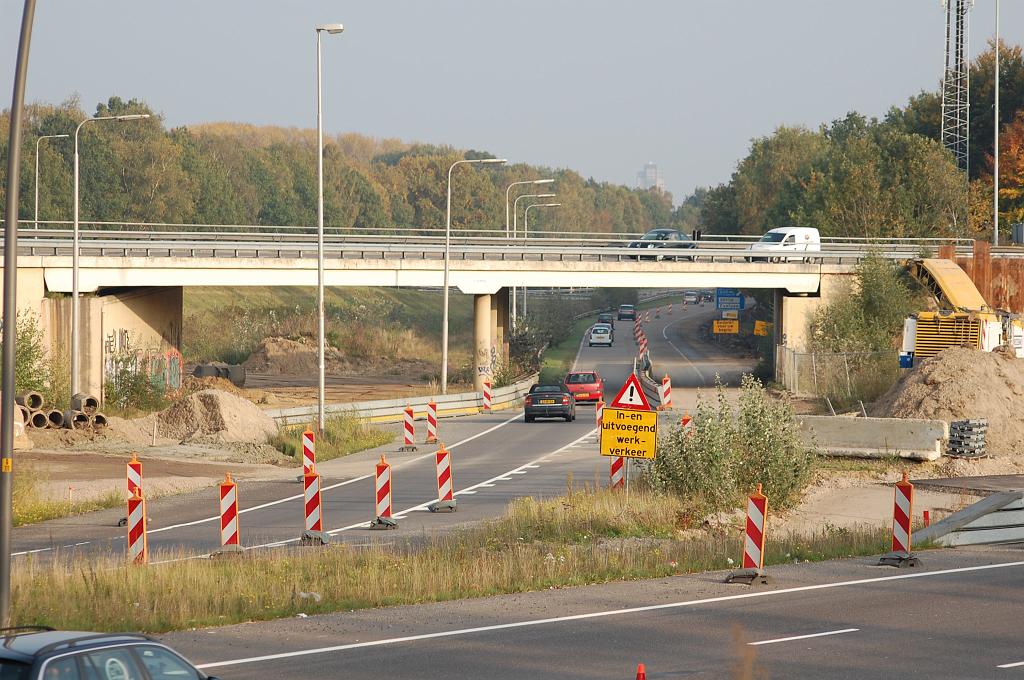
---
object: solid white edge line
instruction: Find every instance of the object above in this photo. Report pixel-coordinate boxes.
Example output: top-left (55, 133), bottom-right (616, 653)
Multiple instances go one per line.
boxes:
top-left (15, 411), bottom-right (525, 559)
top-left (196, 559), bottom-right (1024, 670)
top-left (661, 317), bottom-right (707, 386)
top-left (748, 628), bottom-right (859, 646)
top-left (998, 661), bottom-right (1024, 669)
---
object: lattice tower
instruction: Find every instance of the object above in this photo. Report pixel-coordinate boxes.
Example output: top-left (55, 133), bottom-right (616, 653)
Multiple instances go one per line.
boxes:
top-left (941, 0), bottom-right (974, 171)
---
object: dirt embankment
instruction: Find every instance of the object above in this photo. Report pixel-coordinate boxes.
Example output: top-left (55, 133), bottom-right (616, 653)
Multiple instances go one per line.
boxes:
top-left (243, 336), bottom-right (434, 379)
top-left (869, 347), bottom-right (1024, 456)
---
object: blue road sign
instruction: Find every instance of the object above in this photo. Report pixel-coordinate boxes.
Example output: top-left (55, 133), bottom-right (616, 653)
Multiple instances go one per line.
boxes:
top-left (715, 288), bottom-right (740, 298)
top-left (716, 296), bottom-right (745, 311)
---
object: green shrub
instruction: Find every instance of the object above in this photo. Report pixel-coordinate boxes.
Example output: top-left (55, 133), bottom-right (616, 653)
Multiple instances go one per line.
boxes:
top-left (104, 350), bottom-right (169, 415)
top-left (648, 375), bottom-right (817, 512)
top-left (271, 412), bottom-right (393, 463)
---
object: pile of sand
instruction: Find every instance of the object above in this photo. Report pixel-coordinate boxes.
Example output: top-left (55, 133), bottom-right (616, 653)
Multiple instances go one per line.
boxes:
top-left (243, 337), bottom-right (347, 375)
top-left (869, 347), bottom-right (1024, 455)
top-left (157, 389), bottom-right (278, 444)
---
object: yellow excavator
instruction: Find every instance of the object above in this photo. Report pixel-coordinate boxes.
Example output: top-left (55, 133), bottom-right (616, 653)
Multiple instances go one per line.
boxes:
top-left (901, 259), bottom-right (1023, 367)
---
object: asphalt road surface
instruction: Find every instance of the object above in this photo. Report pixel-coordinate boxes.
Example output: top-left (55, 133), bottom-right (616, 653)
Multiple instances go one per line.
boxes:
top-left (165, 546), bottom-right (1024, 679)
top-left (14, 301), bottom-right (745, 559)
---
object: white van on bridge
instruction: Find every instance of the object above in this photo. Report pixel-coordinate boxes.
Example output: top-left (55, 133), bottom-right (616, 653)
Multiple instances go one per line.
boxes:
top-left (746, 227), bottom-right (821, 262)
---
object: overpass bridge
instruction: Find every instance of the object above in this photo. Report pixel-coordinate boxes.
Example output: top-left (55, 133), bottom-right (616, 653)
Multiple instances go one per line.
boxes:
top-left (0, 224), bottom-right (973, 398)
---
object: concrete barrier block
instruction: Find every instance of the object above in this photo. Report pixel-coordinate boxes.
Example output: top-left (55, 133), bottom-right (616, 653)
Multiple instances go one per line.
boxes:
top-left (796, 415), bottom-right (948, 462)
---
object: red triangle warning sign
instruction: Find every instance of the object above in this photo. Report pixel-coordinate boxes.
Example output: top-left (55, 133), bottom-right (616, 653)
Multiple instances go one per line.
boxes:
top-left (609, 374), bottom-right (651, 411)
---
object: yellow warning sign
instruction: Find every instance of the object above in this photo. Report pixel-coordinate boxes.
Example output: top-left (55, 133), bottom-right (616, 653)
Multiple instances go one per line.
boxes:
top-left (1, 459), bottom-right (11, 473)
top-left (713, 319), bottom-right (739, 334)
top-left (600, 407), bottom-right (658, 459)
top-left (754, 320), bottom-right (769, 336)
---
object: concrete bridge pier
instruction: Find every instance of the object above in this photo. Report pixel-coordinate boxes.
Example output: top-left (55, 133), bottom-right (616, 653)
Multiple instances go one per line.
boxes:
top-left (473, 288), bottom-right (511, 393)
top-left (473, 293), bottom-right (493, 392)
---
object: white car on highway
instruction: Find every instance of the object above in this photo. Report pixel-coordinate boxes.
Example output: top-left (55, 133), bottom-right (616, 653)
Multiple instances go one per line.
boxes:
top-left (588, 323), bottom-right (613, 347)
top-left (747, 226), bottom-right (821, 262)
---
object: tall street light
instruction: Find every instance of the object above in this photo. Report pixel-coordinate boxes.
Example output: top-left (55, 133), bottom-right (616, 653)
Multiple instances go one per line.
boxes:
top-left (34, 133), bottom-right (68, 229)
top-left (505, 179), bottom-right (553, 237)
top-left (994, 0), bottom-right (1000, 246)
top-left (71, 113), bottom-right (149, 398)
top-left (512, 192), bottom-right (556, 238)
top-left (315, 22), bottom-right (344, 436)
top-left (521, 202), bottom-right (560, 317)
top-left (510, 192), bottom-right (555, 327)
top-left (441, 157), bottom-right (506, 394)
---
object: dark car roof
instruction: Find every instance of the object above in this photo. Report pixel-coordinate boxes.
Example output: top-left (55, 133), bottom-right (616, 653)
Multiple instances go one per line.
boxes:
top-left (529, 384), bottom-right (567, 393)
top-left (0, 631), bottom-right (154, 664)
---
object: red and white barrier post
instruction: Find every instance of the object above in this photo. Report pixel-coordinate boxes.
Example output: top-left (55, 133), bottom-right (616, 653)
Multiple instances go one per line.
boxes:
top-left (658, 374), bottom-right (672, 410)
top-left (302, 429), bottom-right (316, 476)
top-left (428, 444), bottom-right (457, 512)
top-left (726, 484), bottom-right (769, 585)
top-left (644, 310), bottom-right (651, 323)
top-left (667, 303), bottom-right (673, 315)
top-left (680, 411), bottom-right (694, 435)
top-left (482, 381), bottom-right (493, 411)
top-left (216, 472), bottom-right (243, 554)
top-left (610, 455), bottom-right (625, 490)
top-left (655, 305), bottom-right (661, 318)
top-left (370, 454), bottom-right (398, 529)
top-left (879, 471), bottom-right (920, 567)
top-left (121, 452), bottom-right (143, 529)
top-left (300, 469), bottom-right (330, 545)
top-left (127, 452), bottom-right (142, 497)
top-left (127, 491), bottom-right (147, 565)
top-left (399, 405), bottom-right (418, 452)
top-left (595, 399), bottom-right (605, 427)
top-left (426, 400), bottom-right (438, 443)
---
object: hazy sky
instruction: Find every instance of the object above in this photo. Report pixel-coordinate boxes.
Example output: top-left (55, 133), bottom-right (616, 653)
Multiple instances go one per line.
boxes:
top-left (3, 1), bottom-right (1023, 203)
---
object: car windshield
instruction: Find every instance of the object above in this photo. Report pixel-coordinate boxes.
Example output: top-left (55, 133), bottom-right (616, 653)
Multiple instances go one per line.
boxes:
top-left (759, 232), bottom-right (787, 243)
top-left (641, 231), bottom-right (673, 241)
top-left (592, 325), bottom-right (610, 332)
top-left (566, 373), bottom-right (597, 384)
top-left (598, 314), bottom-right (612, 321)
top-left (619, 305), bottom-right (634, 311)
top-left (530, 385), bottom-right (562, 393)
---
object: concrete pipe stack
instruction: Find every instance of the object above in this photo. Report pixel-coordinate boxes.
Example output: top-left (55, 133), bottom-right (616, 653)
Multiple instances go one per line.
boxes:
top-left (66, 392), bottom-right (107, 431)
top-left (16, 391), bottom-right (61, 430)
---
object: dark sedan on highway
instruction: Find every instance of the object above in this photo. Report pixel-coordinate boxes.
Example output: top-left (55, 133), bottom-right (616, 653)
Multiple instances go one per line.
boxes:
top-left (627, 228), bottom-right (697, 260)
top-left (524, 384), bottom-right (576, 422)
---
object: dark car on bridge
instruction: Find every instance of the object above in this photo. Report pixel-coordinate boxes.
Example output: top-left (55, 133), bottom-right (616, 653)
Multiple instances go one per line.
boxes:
top-left (0, 627), bottom-right (214, 680)
top-left (524, 384), bottom-right (576, 422)
top-left (627, 228), bottom-right (697, 261)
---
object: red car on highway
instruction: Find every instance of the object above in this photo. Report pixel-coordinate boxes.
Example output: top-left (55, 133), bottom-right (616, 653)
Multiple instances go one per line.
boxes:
top-left (563, 370), bottom-right (605, 403)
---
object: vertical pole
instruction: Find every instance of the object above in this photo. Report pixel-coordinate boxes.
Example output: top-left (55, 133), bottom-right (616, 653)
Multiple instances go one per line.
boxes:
top-left (316, 29), bottom-right (326, 435)
top-left (71, 132), bottom-right (80, 398)
top-left (994, 0), bottom-right (1000, 247)
top-left (441, 163), bottom-right (455, 395)
top-left (33, 136), bottom-right (40, 230)
top-left (2, 0), bottom-right (37, 625)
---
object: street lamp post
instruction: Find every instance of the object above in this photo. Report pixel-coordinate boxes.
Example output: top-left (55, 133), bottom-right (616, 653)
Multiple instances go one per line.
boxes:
top-left (315, 22), bottom-right (344, 436)
top-left (521, 202), bottom-right (560, 316)
top-left (34, 133), bottom-right (68, 229)
top-left (510, 192), bottom-right (555, 325)
top-left (505, 179), bottom-right (553, 237)
top-left (505, 179), bottom-right (553, 331)
top-left (71, 113), bottom-right (149, 398)
top-left (994, 0), bottom-right (1000, 246)
top-left (512, 192), bottom-right (556, 239)
top-left (441, 157), bottom-right (506, 394)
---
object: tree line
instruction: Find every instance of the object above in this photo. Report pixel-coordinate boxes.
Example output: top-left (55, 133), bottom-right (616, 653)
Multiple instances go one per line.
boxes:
top-left (0, 96), bottom-right (673, 236)
top-left (689, 42), bottom-right (1024, 239)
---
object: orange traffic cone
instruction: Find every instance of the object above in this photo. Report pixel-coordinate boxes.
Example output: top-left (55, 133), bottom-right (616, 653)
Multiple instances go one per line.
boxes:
top-left (635, 663), bottom-right (646, 680)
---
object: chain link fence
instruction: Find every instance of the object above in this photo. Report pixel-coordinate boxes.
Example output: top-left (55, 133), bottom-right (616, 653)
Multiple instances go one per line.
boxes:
top-left (775, 347), bottom-right (901, 407)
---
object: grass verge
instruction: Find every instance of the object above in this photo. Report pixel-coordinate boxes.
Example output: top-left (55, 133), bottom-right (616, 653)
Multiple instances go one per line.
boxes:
top-left (269, 412), bottom-right (394, 463)
top-left (13, 467), bottom-right (123, 527)
top-left (12, 488), bottom-right (890, 632)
